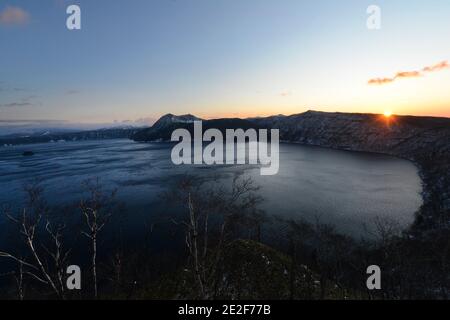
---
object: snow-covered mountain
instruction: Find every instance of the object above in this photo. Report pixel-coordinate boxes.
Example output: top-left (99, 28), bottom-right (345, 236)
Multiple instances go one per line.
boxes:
top-left (151, 114), bottom-right (202, 131)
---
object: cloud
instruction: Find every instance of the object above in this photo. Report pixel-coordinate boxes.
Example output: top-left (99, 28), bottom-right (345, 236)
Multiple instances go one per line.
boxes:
top-left (0, 81), bottom-right (29, 92)
top-left (0, 6), bottom-right (30, 26)
top-left (395, 71), bottom-right (421, 78)
top-left (13, 87), bottom-right (28, 92)
top-left (422, 60), bottom-right (449, 72)
top-left (368, 78), bottom-right (395, 85)
top-left (0, 95), bottom-right (38, 108)
top-left (0, 102), bottom-right (32, 108)
top-left (279, 90), bottom-right (292, 97)
top-left (368, 60), bottom-right (449, 85)
top-left (65, 89), bottom-right (81, 95)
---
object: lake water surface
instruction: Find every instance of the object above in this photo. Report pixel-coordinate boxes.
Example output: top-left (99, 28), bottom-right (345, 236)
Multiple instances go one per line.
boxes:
top-left (0, 139), bottom-right (423, 238)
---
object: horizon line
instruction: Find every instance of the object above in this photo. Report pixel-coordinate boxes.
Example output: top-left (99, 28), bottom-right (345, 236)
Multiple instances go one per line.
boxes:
top-left (1, 109), bottom-right (450, 129)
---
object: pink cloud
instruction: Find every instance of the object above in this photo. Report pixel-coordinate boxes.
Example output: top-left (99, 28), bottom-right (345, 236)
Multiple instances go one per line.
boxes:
top-left (368, 78), bottom-right (395, 85)
top-left (0, 6), bottom-right (30, 26)
top-left (395, 71), bottom-right (421, 79)
top-left (368, 60), bottom-right (449, 85)
top-left (422, 60), bottom-right (449, 72)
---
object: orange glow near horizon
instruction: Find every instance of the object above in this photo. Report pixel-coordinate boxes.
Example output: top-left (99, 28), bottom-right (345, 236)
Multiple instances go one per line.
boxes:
top-left (193, 107), bottom-right (449, 121)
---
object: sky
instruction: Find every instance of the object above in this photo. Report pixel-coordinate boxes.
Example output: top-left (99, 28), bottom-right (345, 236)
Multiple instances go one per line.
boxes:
top-left (1, 0), bottom-right (450, 125)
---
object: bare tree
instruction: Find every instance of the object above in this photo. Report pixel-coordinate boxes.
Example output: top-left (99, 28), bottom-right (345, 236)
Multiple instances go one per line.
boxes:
top-left (169, 173), bottom-right (263, 299)
top-left (0, 183), bottom-right (68, 299)
top-left (79, 178), bottom-right (117, 299)
top-left (42, 221), bottom-right (71, 298)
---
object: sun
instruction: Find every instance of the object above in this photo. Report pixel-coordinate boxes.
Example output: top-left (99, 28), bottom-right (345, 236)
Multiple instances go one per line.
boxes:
top-left (383, 110), bottom-right (392, 118)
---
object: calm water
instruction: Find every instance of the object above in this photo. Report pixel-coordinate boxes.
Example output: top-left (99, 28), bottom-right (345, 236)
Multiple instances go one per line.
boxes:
top-left (0, 139), bottom-right (422, 238)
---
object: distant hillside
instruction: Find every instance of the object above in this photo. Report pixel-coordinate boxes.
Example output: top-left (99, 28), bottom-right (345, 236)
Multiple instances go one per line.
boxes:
top-left (0, 127), bottom-right (142, 146)
top-left (251, 110), bottom-right (450, 159)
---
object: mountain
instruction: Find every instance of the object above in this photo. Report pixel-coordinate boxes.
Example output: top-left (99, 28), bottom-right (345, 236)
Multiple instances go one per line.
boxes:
top-left (132, 114), bottom-right (200, 141)
top-left (152, 114), bottom-right (201, 130)
top-left (132, 110), bottom-right (449, 160)
top-left (131, 114), bottom-right (263, 142)
top-left (249, 110), bottom-right (450, 158)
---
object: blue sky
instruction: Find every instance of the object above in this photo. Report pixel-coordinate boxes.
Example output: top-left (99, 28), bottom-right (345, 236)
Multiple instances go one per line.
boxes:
top-left (1, 0), bottom-right (450, 124)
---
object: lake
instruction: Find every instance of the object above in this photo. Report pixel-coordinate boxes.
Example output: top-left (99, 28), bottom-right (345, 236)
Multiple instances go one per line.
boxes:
top-left (0, 139), bottom-right (422, 239)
